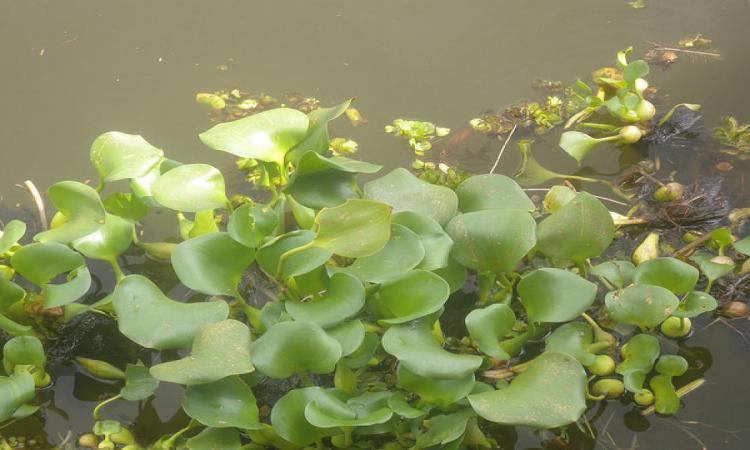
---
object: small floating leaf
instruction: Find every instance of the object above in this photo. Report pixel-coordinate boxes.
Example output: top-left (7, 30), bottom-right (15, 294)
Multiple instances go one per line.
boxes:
top-left (285, 273), bottom-right (365, 328)
top-left (312, 199), bottom-right (391, 258)
top-left (633, 257), bottom-right (699, 295)
top-left (368, 270), bottom-right (450, 325)
top-left (674, 291), bottom-right (717, 318)
top-left (649, 375), bottom-right (680, 415)
top-left (305, 391), bottom-right (393, 428)
top-left (616, 334), bottom-right (660, 393)
top-left (559, 131), bottom-right (601, 164)
top-left (544, 322), bottom-right (596, 366)
top-left (465, 304), bottom-right (516, 360)
top-left (518, 268), bottom-right (597, 323)
top-left (152, 164), bottom-right (228, 212)
top-left (455, 174), bottom-right (534, 213)
top-left (690, 251), bottom-right (735, 282)
top-left (270, 387), bottom-right (339, 447)
top-left (415, 409), bottom-right (475, 448)
top-left (182, 376), bottom-right (262, 430)
top-left (591, 260), bottom-right (634, 289)
top-left (396, 365), bottom-right (475, 410)
top-left (120, 362), bottom-right (159, 401)
top-left (227, 203), bottom-right (278, 248)
top-left (326, 320), bottom-right (365, 357)
top-left (605, 285), bottom-right (679, 330)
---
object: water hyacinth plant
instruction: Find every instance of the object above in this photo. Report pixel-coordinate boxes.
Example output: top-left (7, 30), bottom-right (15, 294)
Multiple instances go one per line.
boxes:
top-left (0, 79), bottom-right (745, 448)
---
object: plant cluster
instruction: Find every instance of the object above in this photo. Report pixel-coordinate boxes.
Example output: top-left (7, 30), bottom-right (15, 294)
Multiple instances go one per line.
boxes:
top-left (713, 116), bottom-right (750, 159)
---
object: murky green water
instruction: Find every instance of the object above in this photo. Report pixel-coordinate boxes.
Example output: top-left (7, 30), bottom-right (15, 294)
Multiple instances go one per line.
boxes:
top-left (1, 1), bottom-right (749, 448)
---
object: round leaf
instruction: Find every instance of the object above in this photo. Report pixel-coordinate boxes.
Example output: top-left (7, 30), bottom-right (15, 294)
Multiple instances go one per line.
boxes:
top-left (72, 214), bottom-right (134, 262)
top-left (34, 181), bottom-right (106, 244)
top-left (326, 320), bottom-right (366, 356)
top-left (518, 268), bottom-right (597, 323)
top-left (544, 322), bottom-right (596, 366)
top-left (256, 230), bottom-right (332, 278)
top-left (270, 387), bottom-right (338, 446)
top-left (152, 164), bottom-right (228, 212)
top-left (227, 203), bottom-right (278, 248)
top-left (397, 364), bottom-right (475, 410)
top-left (674, 291), bottom-right (717, 318)
top-left (455, 174), bottom-right (534, 213)
top-left (590, 260), bottom-right (634, 289)
top-left (605, 285), bottom-right (679, 330)
top-left (0, 220), bottom-right (26, 255)
top-left (392, 211), bottom-right (453, 271)
top-left (182, 376), bottom-right (262, 430)
top-left (120, 362), bottom-right (159, 401)
top-left (90, 132), bottom-right (164, 182)
top-left (368, 270), bottom-right (450, 325)
top-left (633, 257), bottom-right (699, 294)
top-left (285, 273), bottom-right (365, 328)
top-left (312, 199), bottom-right (391, 258)
top-left (465, 304), bottom-right (516, 360)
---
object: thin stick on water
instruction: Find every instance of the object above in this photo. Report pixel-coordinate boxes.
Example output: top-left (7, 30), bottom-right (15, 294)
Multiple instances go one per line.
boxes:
top-left (489, 123), bottom-right (517, 174)
top-left (522, 188), bottom-right (630, 207)
top-left (18, 180), bottom-right (48, 230)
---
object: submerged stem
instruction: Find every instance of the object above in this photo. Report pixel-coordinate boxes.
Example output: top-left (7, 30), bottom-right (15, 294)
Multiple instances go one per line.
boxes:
top-left (93, 394), bottom-right (122, 420)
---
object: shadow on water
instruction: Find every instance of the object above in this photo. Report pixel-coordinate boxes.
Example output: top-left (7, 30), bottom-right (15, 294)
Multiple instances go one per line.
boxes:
top-left (1, 0), bottom-right (750, 448)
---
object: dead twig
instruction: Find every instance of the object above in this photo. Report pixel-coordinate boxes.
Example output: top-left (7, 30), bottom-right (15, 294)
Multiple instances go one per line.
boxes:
top-left (489, 123), bottom-right (517, 174)
top-left (17, 180), bottom-right (48, 230)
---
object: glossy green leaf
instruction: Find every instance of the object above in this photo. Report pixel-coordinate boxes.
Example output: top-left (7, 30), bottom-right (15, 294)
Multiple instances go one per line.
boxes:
top-left (616, 334), bottom-right (660, 393)
top-left (285, 152), bottom-right (381, 209)
top-left (200, 108), bottom-right (309, 164)
top-left (285, 273), bottom-right (365, 328)
top-left (447, 209), bottom-right (536, 274)
top-left (312, 199), bottom-right (392, 258)
top-left (305, 391), bottom-right (392, 428)
top-left (382, 317), bottom-right (482, 379)
top-left (514, 140), bottom-right (569, 186)
top-left (102, 192), bottom-right (148, 221)
top-left (188, 210), bottom-right (219, 238)
top-left (34, 181), bottom-right (106, 244)
top-left (287, 194), bottom-right (316, 229)
top-left (270, 387), bottom-right (339, 446)
top-left (397, 364), bottom-right (475, 410)
top-left (543, 185), bottom-right (577, 213)
top-left (250, 321), bottom-right (342, 379)
top-left (72, 214), bottom-right (134, 262)
top-left (633, 257), bottom-right (699, 294)
top-left (415, 409), bottom-right (475, 448)
top-left (0, 220), bottom-right (26, 254)
top-left (465, 304), bottom-right (516, 359)
top-left (591, 260), bottom-right (634, 289)
top-left (152, 164), bottom-right (228, 212)
top-left (623, 60), bottom-right (650, 82)
top-left (455, 174), bottom-right (534, 213)
top-left (227, 203), bottom-right (278, 248)
top-left (559, 131), bottom-right (601, 163)
top-left (605, 285), bottom-right (679, 330)
top-left (0, 371), bottom-right (35, 422)
top-left (150, 320), bottom-right (254, 385)
top-left (326, 320), bottom-right (365, 357)
top-left (2, 336), bottom-right (46, 374)
top-left (518, 268), bottom-right (597, 323)
top-left (182, 376), bottom-right (261, 429)
top-left (120, 362), bottom-right (159, 401)
top-left (256, 230), bottom-right (332, 278)
top-left (171, 232), bottom-right (255, 297)
top-left (537, 192), bottom-right (615, 263)
top-left (690, 251), bottom-right (735, 282)
top-left (674, 291), bottom-right (717, 318)
top-left (392, 211), bottom-right (453, 271)
top-left (90, 132), bottom-right (164, 182)
top-left (544, 322), bottom-right (596, 366)
top-left (368, 270), bottom-right (450, 325)
top-left (185, 427), bottom-right (241, 450)
top-left (0, 278), bottom-right (25, 312)
top-left (649, 375), bottom-right (679, 415)
top-left (469, 352), bottom-right (587, 428)
top-left (285, 99), bottom-right (352, 164)
top-left (342, 332), bottom-right (379, 369)
top-left (655, 355), bottom-right (688, 377)
top-left (364, 168), bottom-right (458, 226)
top-left (112, 275), bottom-right (229, 350)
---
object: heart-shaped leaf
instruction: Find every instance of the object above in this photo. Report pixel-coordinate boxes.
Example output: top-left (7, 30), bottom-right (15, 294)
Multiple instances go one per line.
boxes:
top-left (120, 362), bottom-right (159, 401)
top-left (605, 285), bottom-right (679, 330)
top-left (182, 376), bottom-right (262, 430)
top-left (102, 192), bottom-right (148, 221)
top-left (415, 409), bottom-right (475, 448)
top-left (616, 334), bottom-right (660, 393)
top-left (112, 275), bottom-right (229, 350)
top-left (382, 317), bottom-right (482, 379)
top-left (250, 321), bottom-right (342, 379)
top-left (465, 304), bottom-right (516, 359)
top-left (446, 209), bottom-right (536, 274)
top-left (392, 211), bottom-right (453, 271)
top-left (227, 203), bottom-right (278, 248)
top-left (72, 214), bottom-right (134, 262)
top-left (285, 273), bottom-right (365, 328)
top-left (0, 371), bottom-right (35, 422)
top-left (34, 181), bottom-right (106, 244)
top-left (285, 153), bottom-right (381, 209)
top-left (171, 232), bottom-right (255, 297)
top-left (559, 131), bottom-right (601, 164)
top-left (673, 291), bottom-right (717, 318)
top-left (397, 364), bottom-right (475, 409)
top-left (633, 257), bottom-right (699, 295)
top-left (333, 224), bottom-right (424, 283)
top-left (305, 391), bottom-right (393, 428)
top-left (2, 336), bottom-right (46, 377)
top-left (544, 322), bottom-right (596, 366)
top-left (326, 320), bottom-right (366, 357)
top-left (270, 387), bottom-right (339, 446)
top-left (150, 319), bottom-right (254, 385)
top-left (199, 108), bottom-right (309, 165)
top-left (690, 251), bottom-right (735, 282)
top-left (455, 174), bottom-right (534, 213)
top-left (364, 168), bottom-right (458, 226)
top-left (368, 270), bottom-right (450, 325)
top-left (655, 355), bottom-right (688, 377)
top-left (90, 132), bottom-right (164, 183)
top-left (256, 230), bottom-right (332, 278)
top-left (518, 268), bottom-right (597, 323)
top-left (514, 140), bottom-right (569, 186)
top-left (185, 427), bottom-right (241, 450)
top-left (468, 352), bottom-right (587, 428)
top-left (623, 60), bottom-right (650, 82)
top-left (591, 260), bottom-right (634, 289)
top-left (285, 99), bottom-right (352, 164)
top-left (0, 220), bottom-right (26, 254)
top-left (537, 192), bottom-right (614, 263)
top-left (152, 164), bottom-right (228, 212)
top-left (312, 199), bottom-right (391, 258)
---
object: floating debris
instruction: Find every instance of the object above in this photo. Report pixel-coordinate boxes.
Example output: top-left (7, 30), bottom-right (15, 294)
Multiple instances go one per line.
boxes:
top-left (713, 116), bottom-right (750, 159)
top-left (679, 34), bottom-right (713, 49)
top-left (345, 107), bottom-right (368, 126)
top-left (195, 89), bottom-right (321, 121)
top-left (384, 118), bottom-right (450, 155)
top-left (629, 0), bottom-right (645, 9)
top-left (532, 79), bottom-right (565, 93)
top-left (644, 48), bottom-right (679, 69)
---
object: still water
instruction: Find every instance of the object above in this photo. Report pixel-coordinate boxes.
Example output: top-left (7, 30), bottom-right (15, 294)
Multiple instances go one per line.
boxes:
top-left (1, 1), bottom-right (749, 448)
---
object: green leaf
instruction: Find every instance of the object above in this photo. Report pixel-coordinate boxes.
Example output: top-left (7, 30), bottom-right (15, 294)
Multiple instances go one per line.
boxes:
top-left (392, 211), bottom-right (453, 271)
top-left (518, 268), bottom-right (597, 323)
top-left (285, 273), bottom-right (365, 328)
top-left (387, 392), bottom-right (427, 418)
top-left (468, 352), bottom-right (587, 428)
top-left (465, 304), bottom-right (516, 359)
top-left (72, 214), bottom-right (134, 262)
top-left (2, 336), bottom-right (46, 374)
top-left (655, 355), bottom-right (688, 377)
top-left (150, 319), bottom-right (254, 385)
top-left (250, 321), bottom-right (342, 379)
top-left (0, 371), bottom-right (35, 422)
top-left (270, 387), bottom-right (338, 446)
top-left (326, 320), bottom-right (365, 357)
top-left (397, 365), bottom-right (475, 410)
top-left (256, 230), bottom-right (332, 278)
top-left (287, 194), bottom-right (316, 229)
top-left (342, 332), bottom-right (379, 369)
top-left (690, 251), bottom-right (735, 282)
top-left (333, 224), bottom-right (424, 283)
top-left (11, 242), bottom-right (91, 308)
top-left (650, 375), bottom-right (680, 415)
top-left (633, 257), bottom-right (699, 294)
top-left (182, 376), bottom-right (262, 429)
top-left (152, 164), bottom-right (228, 212)
top-left (455, 174), bottom-right (534, 213)
top-left (545, 322), bottom-right (596, 366)
top-left (733, 235), bottom-right (750, 256)
top-left (542, 185), bottom-right (577, 213)
top-left (312, 199), bottom-right (392, 258)
top-left (446, 209), bottom-right (536, 274)
top-left (364, 168), bottom-right (458, 226)
top-left (305, 391), bottom-right (393, 428)
top-left (34, 181), bottom-right (106, 244)
top-left (674, 291), bottom-right (717, 318)
top-left (285, 153), bottom-right (381, 209)
top-left (102, 192), bottom-right (148, 221)
top-left (368, 270), bottom-right (450, 325)
top-left (120, 362), bottom-right (159, 401)
top-left (227, 203), bottom-right (278, 248)
top-left (514, 140), bottom-right (569, 186)
top-left (112, 275), bottom-right (229, 350)
top-left (591, 260), bottom-right (634, 289)
top-left (623, 60), bottom-right (650, 83)
top-left (616, 334), bottom-right (660, 393)
top-left (185, 427), bottom-right (241, 450)
top-left (382, 317), bottom-right (482, 379)
top-left (90, 132), bottom-right (164, 182)
top-left (285, 99), bottom-right (352, 164)
top-left (171, 232), bottom-right (255, 297)
top-left (200, 108), bottom-right (309, 164)
top-left (605, 285), bottom-right (679, 330)
top-left (537, 192), bottom-right (615, 263)
top-left (415, 409), bottom-right (475, 448)
top-left (0, 220), bottom-right (26, 254)
top-left (559, 131), bottom-right (601, 164)
top-left (434, 258), bottom-right (468, 293)
top-left (0, 278), bottom-right (25, 313)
